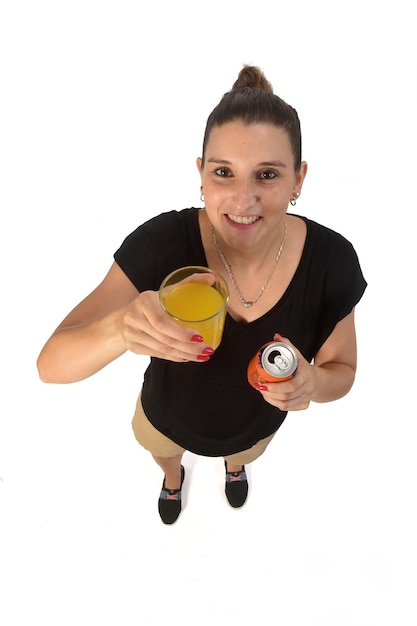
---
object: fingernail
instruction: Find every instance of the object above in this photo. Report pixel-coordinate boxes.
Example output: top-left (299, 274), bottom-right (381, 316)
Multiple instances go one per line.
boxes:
top-left (202, 347), bottom-right (214, 355)
top-left (191, 334), bottom-right (204, 343)
top-left (255, 383), bottom-right (269, 391)
top-left (197, 355), bottom-right (210, 362)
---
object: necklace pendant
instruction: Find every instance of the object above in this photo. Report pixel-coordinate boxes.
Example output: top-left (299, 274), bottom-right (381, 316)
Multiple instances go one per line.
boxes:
top-left (243, 301), bottom-right (253, 308)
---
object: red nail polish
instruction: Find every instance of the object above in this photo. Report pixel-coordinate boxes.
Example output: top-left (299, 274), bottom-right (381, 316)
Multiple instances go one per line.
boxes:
top-left (191, 334), bottom-right (204, 343)
top-left (202, 347), bottom-right (214, 355)
top-left (256, 383), bottom-right (268, 391)
top-left (197, 355), bottom-right (210, 361)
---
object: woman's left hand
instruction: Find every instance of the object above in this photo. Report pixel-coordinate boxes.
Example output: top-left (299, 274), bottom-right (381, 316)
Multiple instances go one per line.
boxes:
top-left (254, 333), bottom-right (318, 411)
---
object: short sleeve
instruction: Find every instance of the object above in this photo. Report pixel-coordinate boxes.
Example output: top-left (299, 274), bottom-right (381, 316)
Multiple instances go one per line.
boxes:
top-left (113, 208), bottom-right (207, 292)
top-left (325, 231), bottom-right (367, 321)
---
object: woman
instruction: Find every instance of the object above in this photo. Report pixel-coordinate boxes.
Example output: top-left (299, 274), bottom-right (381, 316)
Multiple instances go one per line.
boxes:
top-left (37, 65), bottom-right (367, 524)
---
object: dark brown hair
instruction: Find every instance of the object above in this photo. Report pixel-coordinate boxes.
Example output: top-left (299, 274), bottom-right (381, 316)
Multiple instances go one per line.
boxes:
top-left (201, 65), bottom-right (302, 171)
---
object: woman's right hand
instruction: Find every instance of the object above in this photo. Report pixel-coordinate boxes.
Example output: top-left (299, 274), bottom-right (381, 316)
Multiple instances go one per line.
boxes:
top-left (122, 289), bottom-right (213, 363)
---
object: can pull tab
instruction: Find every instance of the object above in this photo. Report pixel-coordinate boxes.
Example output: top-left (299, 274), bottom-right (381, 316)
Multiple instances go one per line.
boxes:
top-left (267, 350), bottom-right (290, 372)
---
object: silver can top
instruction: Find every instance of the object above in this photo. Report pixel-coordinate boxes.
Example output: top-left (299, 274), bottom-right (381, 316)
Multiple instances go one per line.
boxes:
top-left (260, 342), bottom-right (298, 378)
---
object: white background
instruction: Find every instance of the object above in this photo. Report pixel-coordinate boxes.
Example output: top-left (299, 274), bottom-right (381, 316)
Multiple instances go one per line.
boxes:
top-left (1, 1), bottom-right (416, 624)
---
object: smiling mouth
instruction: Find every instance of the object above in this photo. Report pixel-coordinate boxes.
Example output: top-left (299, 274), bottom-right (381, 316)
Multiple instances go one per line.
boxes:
top-left (227, 214), bottom-right (261, 225)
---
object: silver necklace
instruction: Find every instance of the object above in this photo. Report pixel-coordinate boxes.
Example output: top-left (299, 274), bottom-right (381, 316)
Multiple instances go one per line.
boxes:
top-left (212, 221), bottom-right (287, 308)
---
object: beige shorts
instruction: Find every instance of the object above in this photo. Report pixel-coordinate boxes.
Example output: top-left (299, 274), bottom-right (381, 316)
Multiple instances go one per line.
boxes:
top-left (131, 393), bottom-right (277, 465)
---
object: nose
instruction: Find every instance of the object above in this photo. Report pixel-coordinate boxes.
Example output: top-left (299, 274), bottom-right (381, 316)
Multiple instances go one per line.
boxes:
top-left (234, 179), bottom-right (257, 211)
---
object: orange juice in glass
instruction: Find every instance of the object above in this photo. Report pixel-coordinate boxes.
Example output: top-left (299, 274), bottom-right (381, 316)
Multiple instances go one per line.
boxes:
top-left (159, 266), bottom-right (229, 349)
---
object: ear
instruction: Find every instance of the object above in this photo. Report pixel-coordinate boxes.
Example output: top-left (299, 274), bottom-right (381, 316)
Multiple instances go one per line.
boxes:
top-left (296, 161), bottom-right (308, 188)
top-left (196, 157), bottom-right (203, 177)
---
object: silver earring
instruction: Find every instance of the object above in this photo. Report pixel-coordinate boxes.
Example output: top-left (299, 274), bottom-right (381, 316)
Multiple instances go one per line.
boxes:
top-left (290, 191), bottom-right (300, 206)
top-left (200, 192), bottom-right (204, 203)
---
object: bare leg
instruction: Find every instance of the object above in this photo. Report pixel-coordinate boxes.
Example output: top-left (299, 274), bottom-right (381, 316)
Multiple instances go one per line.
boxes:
top-left (152, 454), bottom-right (183, 490)
top-left (225, 460), bottom-right (243, 472)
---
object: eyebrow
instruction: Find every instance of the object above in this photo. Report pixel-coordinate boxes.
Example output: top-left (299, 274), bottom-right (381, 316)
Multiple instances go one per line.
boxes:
top-left (259, 160), bottom-right (287, 168)
top-left (207, 158), bottom-right (287, 168)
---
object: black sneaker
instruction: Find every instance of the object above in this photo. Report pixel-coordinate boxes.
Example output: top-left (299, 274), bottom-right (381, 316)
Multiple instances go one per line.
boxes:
top-left (158, 465), bottom-right (185, 524)
top-left (224, 461), bottom-right (248, 508)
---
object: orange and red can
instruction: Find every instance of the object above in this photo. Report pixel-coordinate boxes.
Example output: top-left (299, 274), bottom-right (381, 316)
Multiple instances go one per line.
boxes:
top-left (247, 341), bottom-right (298, 389)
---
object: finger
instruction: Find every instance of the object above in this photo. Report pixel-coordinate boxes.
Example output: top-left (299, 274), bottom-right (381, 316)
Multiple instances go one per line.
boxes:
top-left (260, 388), bottom-right (310, 411)
top-left (143, 308), bottom-right (215, 354)
top-left (124, 291), bottom-right (215, 362)
top-left (274, 333), bottom-right (300, 356)
top-left (125, 331), bottom-right (213, 362)
top-left (180, 272), bottom-right (216, 286)
top-left (124, 316), bottom-right (214, 362)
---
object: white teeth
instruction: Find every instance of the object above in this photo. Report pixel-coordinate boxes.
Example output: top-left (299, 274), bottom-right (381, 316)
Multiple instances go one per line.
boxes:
top-left (227, 214), bottom-right (260, 225)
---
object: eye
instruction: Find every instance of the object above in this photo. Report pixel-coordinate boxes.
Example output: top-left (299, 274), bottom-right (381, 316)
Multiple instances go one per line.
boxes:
top-left (258, 170), bottom-right (278, 180)
top-left (214, 167), bottom-right (232, 177)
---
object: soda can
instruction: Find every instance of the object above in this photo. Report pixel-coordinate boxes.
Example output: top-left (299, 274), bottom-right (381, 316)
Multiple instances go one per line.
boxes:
top-left (247, 341), bottom-right (298, 389)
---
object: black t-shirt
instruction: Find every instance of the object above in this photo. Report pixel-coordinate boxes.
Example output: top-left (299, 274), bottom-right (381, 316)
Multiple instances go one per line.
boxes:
top-left (114, 208), bottom-right (367, 456)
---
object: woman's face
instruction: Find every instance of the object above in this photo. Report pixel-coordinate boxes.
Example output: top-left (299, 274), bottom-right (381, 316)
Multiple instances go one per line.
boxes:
top-left (197, 120), bottom-right (307, 251)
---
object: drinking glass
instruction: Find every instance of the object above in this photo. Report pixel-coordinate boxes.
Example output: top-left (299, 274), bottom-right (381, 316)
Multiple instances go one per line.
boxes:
top-left (159, 266), bottom-right (229, 349)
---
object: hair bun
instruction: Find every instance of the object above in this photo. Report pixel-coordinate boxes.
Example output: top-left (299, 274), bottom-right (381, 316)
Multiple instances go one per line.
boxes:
top-left (231, 65), bottom-right (273, 94)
